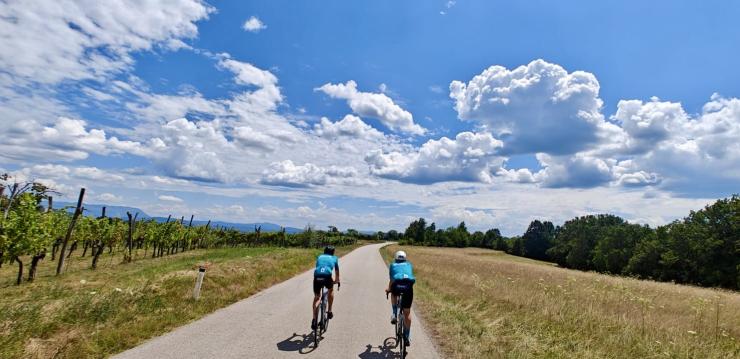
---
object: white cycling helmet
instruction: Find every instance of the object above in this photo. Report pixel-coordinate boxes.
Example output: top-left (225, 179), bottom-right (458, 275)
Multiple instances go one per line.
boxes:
top-left (394, 250), bottom-right (407, 261)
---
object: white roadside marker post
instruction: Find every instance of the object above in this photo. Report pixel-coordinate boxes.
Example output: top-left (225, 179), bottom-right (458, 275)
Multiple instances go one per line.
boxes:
top-left (193, 265), bottom-right (206, 300)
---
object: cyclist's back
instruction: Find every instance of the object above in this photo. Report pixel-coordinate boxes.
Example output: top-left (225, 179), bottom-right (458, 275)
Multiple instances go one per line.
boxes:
top-left (389, 260), bottom-right (415, 283)
top-left (314, 253), bottom-right (338, 278)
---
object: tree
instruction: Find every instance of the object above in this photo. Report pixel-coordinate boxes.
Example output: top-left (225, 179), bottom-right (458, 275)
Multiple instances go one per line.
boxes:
top-left (624, 228), bottom-right (664, 280)
top-left (548, 214), bottom-right (625, 270)
top-left (470, 231), bottom-right (484, 248)
top-left (453, 222), bottom-right (470, 247)
top-left (521, 220), bottom-right (555, 260)
top-left (591, 223), bottom-right (650, 274)
top-left (508, 237), bottom-right (523, 256)
top-left (424, 222), bottom-right (437, 246)
top-left (625, 196), bottom-right (739, 289)
top-left (404, 218), bottom-right (427, 245)
top-left (678, 196), bottom-right (739, 288)
top-left (482, 228), bottom-right (502, 249)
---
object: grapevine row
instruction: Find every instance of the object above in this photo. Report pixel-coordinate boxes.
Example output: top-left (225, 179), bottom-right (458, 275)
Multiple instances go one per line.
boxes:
top-left (0, 177), bottom-right (360, 285)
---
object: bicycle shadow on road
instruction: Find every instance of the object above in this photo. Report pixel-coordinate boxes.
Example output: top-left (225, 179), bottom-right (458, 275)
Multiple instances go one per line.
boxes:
top-left (357, 337), bottom-right (402, 359)
top-left (276, 332), bottom-right (316, 354)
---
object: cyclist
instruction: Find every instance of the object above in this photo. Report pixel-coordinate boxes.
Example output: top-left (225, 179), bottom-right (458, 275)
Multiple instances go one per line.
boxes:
top-left (311, 245), bottom-right (340, 330)
top-left (385, 250), bottom-right (415, 347)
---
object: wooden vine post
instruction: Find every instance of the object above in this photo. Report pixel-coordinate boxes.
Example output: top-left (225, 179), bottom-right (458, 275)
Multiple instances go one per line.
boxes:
top-left (125, 212), bottom-right (138, 262)
top-left (91, 207), bottom-right (107, 269)
top-left (56, 188), bottom-right (85, 275)
top-left (183, 214), bottom-right (194, 252)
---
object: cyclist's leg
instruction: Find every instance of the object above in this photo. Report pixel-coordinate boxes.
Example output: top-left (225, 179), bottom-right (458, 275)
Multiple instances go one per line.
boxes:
top-left (327, 287), bottom-right (334, 312)
top-left (327, 285), bottom-right (335, 318)
top-left (390, 281), bottom-right (401, 324)
top-left (311, 278), bottom-right (322, 330)
top-left (402, 308), bottom-right (411, 340)
top-left (392, 281), bottom-right (401, 316)
top-left (312, 294), bottom-right (320, 318)
top-left (312, 277), bottom-right (322, 320)
top-left (402, 284), bottom-right (414, 342)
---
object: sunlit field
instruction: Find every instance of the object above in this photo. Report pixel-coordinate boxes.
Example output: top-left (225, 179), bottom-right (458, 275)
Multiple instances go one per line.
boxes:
top-left (382, 245), bottom-right (739, 358)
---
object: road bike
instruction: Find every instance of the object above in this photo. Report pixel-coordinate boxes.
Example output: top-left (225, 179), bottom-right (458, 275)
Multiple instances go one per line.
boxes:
top-left (313, 281), bottom-right (339, 347)
top-left (387, 290), bottom-right (407, 358)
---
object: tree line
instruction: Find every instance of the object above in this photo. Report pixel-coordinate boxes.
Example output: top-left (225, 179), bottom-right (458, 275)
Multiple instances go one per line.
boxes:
top-left (395, 195), bottom-right (739, 290)
top-left (0, 175), bottom-right (364, 286)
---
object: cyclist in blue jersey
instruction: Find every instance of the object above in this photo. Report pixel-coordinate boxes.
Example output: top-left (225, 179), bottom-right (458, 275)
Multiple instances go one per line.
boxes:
top-left (311, 246), bottom-right (340, 330)
top-left (385, 250), bottom-right (416, 347)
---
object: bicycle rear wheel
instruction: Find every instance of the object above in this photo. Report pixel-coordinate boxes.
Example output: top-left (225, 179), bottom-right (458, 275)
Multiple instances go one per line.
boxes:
top-left (320, 289), bottom-right (327, 334)
top-left (398, 296), bottom-right (406, 358)
top-left (399, 313), bottom-right (406, 358)
top-left (395, 324), bottom-right (401, 347)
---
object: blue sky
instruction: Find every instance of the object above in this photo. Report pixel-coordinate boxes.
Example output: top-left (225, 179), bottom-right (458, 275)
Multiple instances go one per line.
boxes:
top-left (1, 0), bottom-right (739, 235)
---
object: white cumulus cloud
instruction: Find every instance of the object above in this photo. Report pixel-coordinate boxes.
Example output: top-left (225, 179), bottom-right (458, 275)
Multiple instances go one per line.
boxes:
top-left (146, 118), bottom-right (233, 183)
top-left (0, 117), bottom-right (148, 163)
top-left (243, 16), bottom-right (266, 33)
top-left (535, 153), bottom-right (614, 188)
top-left (366, 132), bottom-right (505, 184)
top-left (611, 95), bottom-right (740, 194)
top-left (313, 115), bottom-right (384, 140)
top-left (260, 160), bottom-right (361, 187)
top-left (449, 59), bottom-right (614, 155)
top-left (316, 80), bottom-right (425, 135)
top-left (0, 0), bottom-right (213, 85)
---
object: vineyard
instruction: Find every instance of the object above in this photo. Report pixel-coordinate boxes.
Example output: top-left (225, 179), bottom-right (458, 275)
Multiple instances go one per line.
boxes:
top-left (0, 175), bottom-right (370, 357)
top-left (0, 176), bottom-right (361, 287)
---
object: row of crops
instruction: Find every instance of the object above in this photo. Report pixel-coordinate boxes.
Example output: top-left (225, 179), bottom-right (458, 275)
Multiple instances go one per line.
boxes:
top-left (0, 180), bottom-right (361, 285)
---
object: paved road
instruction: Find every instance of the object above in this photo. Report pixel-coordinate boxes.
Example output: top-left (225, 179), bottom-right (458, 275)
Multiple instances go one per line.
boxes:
top-left (114, 243), bottom-right (440, 358)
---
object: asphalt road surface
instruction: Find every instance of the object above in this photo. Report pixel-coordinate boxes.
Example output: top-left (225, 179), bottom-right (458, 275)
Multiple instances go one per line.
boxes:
top-left (114, 243), bottom-right (440, 358)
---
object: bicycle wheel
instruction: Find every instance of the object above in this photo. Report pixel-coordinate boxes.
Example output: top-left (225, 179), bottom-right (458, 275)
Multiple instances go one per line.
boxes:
top-left (324, 308), bottom-right (330, 331)
top-left (313, 323), bottom-right (319, 347)
top-left (399, 309), bottom-right (406, 357)
top-left (320, 289), bottom-right (327, 334)
top-left (398, 296), bottom-right (406, 358)
top-left (395, 295), bottom-right (403, 346)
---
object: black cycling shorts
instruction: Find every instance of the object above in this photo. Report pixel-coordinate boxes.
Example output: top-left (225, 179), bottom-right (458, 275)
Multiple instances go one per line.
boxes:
top-left (391, 279), bottom-right (414, 309)
top-left (313, 275), bottom-right (334, 295)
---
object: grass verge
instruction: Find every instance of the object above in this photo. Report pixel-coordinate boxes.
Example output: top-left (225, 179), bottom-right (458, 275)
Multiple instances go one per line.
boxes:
top-left (1, 243), bottom-right (362, 358)
top-left (381, 245), bottom-right (739, 358)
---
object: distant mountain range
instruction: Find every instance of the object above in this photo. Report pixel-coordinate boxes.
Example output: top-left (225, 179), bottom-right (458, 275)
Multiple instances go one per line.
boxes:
top-left (56, 202), bottom-right (303, 234)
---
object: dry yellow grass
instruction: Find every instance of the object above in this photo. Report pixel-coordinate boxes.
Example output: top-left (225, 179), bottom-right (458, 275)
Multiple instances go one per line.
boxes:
top-left (382, 245), bottom-right (739, 359)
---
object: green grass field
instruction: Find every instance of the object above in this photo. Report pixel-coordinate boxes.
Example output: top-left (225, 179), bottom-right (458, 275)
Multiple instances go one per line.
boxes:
top-left (381, 245), bottom-right (739, 359)
top-left (0, 244), bottom-right (361, 358)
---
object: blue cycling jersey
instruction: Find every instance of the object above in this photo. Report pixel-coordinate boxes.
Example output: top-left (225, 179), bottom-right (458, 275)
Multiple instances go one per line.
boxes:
top-left (389, 261), bottom-right (416, 283)
top-left (314, 254), bottom-right (339, 277)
